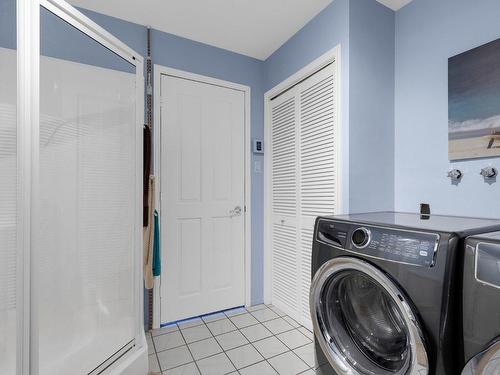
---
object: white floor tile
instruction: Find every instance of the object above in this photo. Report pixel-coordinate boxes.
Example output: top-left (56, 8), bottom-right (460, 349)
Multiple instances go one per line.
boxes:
top-left (239, 361), bottom-right (278, 375)
top-left (240, 323), bottom-right (273, 342)
top-left (216, 330), bottom-right (249, 351)
top-left (246, 304), bottom-right (268, 312)
top-left (178, 317), bottom-right (204, 329)
top-left (149, 354), bottom-right (160, 373)
top-left (196, 353), bottom-right (236, 375)
top-left (225, 344), bottom-right (264, 369)
top-left (293, 343), bottom-right (315, 367)
top-left (277, 330), bottom-right (311, 350)
top-left (202, 312), bottom-right (226, 323)
top-left (268, 305), bottom-right (287, 317)
top-left (229, 313), bottom-right (259, 329)
top-left (224, 307), bottom-right (247, 317)
top-left (163, 362), bottom-right (200, 375)
top-left (283, 316), bottom-right (301, 328)
top-left (252, 336), bottom-right (288, 359)
top-left (147, 336), bottom-right (155, 354)
top-left (206, 318), bottom-right (237, 336)
top-left (263, 318), bottom-right (294, 335)
top-left (157, 346), bottom-right (193, 371)
top-left (188, 337), bottom-right (222, 360)
top-left (250, 308), bottom-right (279, 322)
top-left (152, 324), bottom-right (179, 337)
top-left (298, 369), bottom-right (316, 375)
top-left (154, 331), bottom-right (185, 352)
top-left (268, 351), bottom-right (308, 375)
top-left (297, 327), bottom-right (314, 340)
top-left (181, 325), bottom-right (212, 344)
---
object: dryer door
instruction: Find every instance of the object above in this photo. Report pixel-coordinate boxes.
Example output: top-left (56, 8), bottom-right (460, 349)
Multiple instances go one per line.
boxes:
top-left (462, 338), bottom-right (500, 375)
top-left (310, 257), bottom-right (429, 375)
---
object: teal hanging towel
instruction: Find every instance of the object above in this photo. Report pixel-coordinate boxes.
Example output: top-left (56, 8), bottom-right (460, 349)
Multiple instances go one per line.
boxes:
top-left (152, 209), bottom-right (161, 277)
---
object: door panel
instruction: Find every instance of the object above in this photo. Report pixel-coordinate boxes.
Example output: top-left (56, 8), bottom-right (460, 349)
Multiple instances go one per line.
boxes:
top-left (37, 8), bottom-right (137, 374)
top-left (161, 74), bottom-right (245, 323)
top-left (0, 0), bottom-right (17, 373)
top-left (269, 62), bottom-right (337, 328)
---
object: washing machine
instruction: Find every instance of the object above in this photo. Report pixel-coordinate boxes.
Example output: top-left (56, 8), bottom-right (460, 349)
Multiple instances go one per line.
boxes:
top-left (309, 212), bottom-right (500, 375)
top-left (462, 231), bottom-right (500, 375)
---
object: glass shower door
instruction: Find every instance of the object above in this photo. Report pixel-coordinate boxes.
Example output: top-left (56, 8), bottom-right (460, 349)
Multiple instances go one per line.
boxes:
top-left (37, 6), bottom-right (139, 374)
top-left (0, 0), bottom-right (17, 373)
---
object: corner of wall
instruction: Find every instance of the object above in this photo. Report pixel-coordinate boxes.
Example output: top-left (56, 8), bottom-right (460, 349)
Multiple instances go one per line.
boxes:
top-left (348, 0), bottom-right (396, 213)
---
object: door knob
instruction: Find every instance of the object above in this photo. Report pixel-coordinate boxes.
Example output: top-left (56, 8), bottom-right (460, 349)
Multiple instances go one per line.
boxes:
top-left (230, 206), bottom-right (242, 217)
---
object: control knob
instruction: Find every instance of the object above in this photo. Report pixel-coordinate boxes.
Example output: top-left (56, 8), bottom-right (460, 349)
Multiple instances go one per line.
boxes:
top-left (351, 227), bottom-right (371, 249)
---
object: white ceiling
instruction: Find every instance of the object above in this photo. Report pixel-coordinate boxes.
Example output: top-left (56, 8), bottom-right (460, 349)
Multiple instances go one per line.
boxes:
top-left (69, 0), bottom-right (413, 60)
top-left (376, 0), bottom-right (413, 11)
top-left (69, 0), bottom-right (334, 60)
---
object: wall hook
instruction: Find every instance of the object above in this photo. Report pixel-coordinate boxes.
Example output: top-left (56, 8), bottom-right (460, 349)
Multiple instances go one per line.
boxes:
top-left (480, 166), bottom-right (497, 179)
top-left (447, 169), bottom-right (463, 181)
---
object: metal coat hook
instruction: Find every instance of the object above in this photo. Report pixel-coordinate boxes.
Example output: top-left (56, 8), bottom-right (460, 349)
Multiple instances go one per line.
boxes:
top-left (480, 166), bottom-right (497, 179)
top-left (447, 169), bottom-right (463, 182)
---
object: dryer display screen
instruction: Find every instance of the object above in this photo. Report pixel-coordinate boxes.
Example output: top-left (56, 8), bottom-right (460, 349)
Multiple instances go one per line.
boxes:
top-left (347, 227), bottom-right (439, 267)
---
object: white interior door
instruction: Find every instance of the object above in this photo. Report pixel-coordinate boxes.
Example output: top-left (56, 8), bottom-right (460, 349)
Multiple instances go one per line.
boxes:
top-left (269, 87), bottom-right (299, 320)
top-left (160, 74), bottom-right (246, 323)
top-left (269, 62), bottom-right (338, 328)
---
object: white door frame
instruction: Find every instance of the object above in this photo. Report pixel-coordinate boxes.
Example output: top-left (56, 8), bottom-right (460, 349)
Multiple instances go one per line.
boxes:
top-left (153, 65), bottom-right (252, 327)
top-left (17, 1), bottom-right (146, 374)
top-left (263, 45), bottom-right (343, 304)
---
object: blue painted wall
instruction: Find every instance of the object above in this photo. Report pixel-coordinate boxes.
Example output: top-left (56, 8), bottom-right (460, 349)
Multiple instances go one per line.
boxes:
top-left (395, 0), bottom-right (500, 218)
top-left (41, 8), bottom-right (135, 73)
top-left (264, 0), bottom-right (351, 213)
top-left (83, 0), bottom-right (396, 306)
top-left (80, 9), bottom-right (267, 305)
top-left (264, 0), bottom-right (396, 214)
top-left (0, 0), bottom-right (15, 49)
top-left (349, 0), bottom-right (395, 213)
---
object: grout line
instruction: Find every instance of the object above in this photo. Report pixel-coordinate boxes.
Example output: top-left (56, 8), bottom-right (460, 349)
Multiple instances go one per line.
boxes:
top-left (152, 305), bottom-right (314, 374)
top-left (170, 325), bottom-right (202, 375)
top-left (151, 335), bottom-right (162, 373)
top-left (225, 308), bottom-right (297, 373)
top-left (199, 318), bottom-right (238, 375)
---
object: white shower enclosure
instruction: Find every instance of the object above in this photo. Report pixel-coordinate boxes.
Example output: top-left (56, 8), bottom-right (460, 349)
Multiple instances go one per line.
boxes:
top-left (0, 0), bottom-right (147, 374)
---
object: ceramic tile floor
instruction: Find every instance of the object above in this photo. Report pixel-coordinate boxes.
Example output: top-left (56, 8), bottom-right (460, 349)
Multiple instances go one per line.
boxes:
top-left (147, 304), bottom-right (316, 375)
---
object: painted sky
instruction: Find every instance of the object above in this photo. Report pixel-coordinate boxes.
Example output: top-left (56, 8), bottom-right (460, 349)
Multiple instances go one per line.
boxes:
top-left (449, 37), bottom-right (500, 124)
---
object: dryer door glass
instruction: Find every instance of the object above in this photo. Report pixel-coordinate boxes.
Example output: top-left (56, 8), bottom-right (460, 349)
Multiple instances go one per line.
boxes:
top-left (322, 270), bottom-right (409, 373)
top-left (310, 258), bottom-right (429, 375)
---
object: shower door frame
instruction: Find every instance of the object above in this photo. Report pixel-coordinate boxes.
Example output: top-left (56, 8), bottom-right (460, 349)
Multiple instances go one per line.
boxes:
top-left (16, 0), bottom-right (145, 374)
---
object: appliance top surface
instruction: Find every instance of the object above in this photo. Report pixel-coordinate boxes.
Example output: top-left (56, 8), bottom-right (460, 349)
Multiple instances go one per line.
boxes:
top-left (468, 230), bottom-right (500, 242)
top-left (327, 211), bottom-right (500, 234)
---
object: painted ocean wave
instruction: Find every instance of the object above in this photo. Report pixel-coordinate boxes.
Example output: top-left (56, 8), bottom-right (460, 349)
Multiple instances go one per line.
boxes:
top-left (449, 114), bottom-right (500, 139)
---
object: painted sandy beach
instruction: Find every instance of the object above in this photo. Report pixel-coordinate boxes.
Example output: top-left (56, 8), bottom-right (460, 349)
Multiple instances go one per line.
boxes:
top-left (449, 37), bottom-right (500, 160)
top-left (449, 115), bottom-right (500, 159)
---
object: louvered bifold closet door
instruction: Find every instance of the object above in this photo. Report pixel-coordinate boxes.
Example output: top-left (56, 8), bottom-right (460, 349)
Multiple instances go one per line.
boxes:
top-left (269, 62), bottom-right (337, 328)
top-left (298, 63), bottom-right (337, 328)
top-left (270, 88), bottom-right (299, 315)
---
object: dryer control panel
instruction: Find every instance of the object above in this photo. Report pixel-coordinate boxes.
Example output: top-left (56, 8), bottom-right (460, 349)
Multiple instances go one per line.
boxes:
top-left (317, 219), bottom-right (440, 267)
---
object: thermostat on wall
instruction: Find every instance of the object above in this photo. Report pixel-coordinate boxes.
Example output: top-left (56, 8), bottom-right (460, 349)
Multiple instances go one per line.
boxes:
top-left (253, 139), bottom-right (264, 154)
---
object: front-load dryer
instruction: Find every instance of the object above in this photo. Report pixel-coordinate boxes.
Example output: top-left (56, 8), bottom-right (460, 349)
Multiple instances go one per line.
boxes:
top-left (310, 212), bottom-right (500, 375)
top-left (462, 231), bottom-right (500, 375)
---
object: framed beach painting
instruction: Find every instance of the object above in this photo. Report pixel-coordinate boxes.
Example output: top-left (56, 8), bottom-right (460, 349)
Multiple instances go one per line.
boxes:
top-left (449, 38), bottom-right (500, 160)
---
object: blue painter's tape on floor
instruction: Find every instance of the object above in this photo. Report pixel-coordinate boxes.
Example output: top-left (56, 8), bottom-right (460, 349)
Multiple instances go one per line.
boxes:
top-left (160, 305), bottom-right (245, 327)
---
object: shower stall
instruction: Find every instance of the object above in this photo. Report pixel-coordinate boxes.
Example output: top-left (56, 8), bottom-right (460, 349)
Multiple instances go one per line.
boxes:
top-left (0, 0), bottom-right (147, 374)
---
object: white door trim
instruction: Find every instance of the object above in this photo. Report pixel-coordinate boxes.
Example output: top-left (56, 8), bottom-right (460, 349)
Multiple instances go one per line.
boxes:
top-left (17, 1), bottom-right (146, 373)
top-left (263, 45), bottom-right (343, 304)
top-left (153, 65), bottom-right (252, 327)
